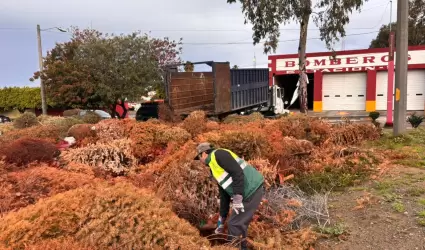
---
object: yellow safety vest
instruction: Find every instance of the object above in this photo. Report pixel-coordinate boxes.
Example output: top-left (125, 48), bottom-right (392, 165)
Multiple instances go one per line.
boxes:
top-left (208, 148), bottom-right (264, 198)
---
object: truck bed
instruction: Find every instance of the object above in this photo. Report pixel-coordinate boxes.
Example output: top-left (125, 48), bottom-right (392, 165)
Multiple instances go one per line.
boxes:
top-left (165, 62), bottom-right (269, 116)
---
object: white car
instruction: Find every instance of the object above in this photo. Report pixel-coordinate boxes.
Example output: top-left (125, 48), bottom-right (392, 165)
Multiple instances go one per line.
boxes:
top-left (78, 110), bottom-right (112, 119)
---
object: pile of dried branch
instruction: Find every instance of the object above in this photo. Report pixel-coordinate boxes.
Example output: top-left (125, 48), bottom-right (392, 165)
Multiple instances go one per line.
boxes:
top-left (328, 122), bottom-right (381, 146)
top-left (155, 145), bottom-right (219, 225)
top-left (0, 165), bottom-right (94, 215)
top-left (0, 182), bottom-right (212, 250)
top-left (61, 139), bottom-right (137, 176)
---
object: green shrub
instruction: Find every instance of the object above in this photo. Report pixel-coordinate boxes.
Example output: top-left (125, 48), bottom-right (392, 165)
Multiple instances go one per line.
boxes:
top-left (37, 116), bottom-right (84, 136)
top-left (369, 111), bottom-right (380, 122)
top-left (36, 114), bottom-right (52, 123)
top-left (81, 111), bottom-right (101, 124)
top-left (407, 112), bottom-right (424, 128)
top-left (13, 113), bottom-right (39, 129)
top-left (50, 117), bottom-right (83, 130)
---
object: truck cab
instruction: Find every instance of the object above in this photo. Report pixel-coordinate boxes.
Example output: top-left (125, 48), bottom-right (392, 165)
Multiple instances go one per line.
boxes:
top-left (272, 85), bottom-right (288, 115)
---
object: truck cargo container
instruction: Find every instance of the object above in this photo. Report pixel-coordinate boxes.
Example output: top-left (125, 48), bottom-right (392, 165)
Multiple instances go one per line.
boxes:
top-left (136, 61), bottom-right (287, 121)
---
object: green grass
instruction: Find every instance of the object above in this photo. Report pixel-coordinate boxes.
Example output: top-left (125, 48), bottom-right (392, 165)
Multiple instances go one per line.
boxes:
top-left (417, 209), bottom-right (425, 227)
top-left (406, 187), bottom-right (425, 197)
top-left (371, 179), bottom-right (404, 203)
top-left (367, 128), bottom-right (425, 169)
top-left (392, 201), bottom-right (405, 213)
top-left (418, 199), bottom-right (425, 206)
top-left (394, 159), bottom-right (425, 169)
top-left (292, 152), bottom-right (379, 194)
top-left (382, 192), bottom-right (401, 202)
top-left (349, 186), bottom-right (368, 192)
top-left (374, 181), bottom-right (396, 192)
top-left (369, 128), bottom-right (425, 149)
top-left (317, 223), bottom-right (347, 237)
top-left (293, 170), bottom-right (370, 194)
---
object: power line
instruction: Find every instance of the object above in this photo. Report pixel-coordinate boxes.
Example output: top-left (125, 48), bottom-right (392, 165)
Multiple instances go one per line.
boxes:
top-left (182, 30), bottom-right (379, 46)
top-left (360, 1), bottom-right (391, 12)
top-left (0, 1), bottom-right (392, 34)
top-left (371, 1), bottom-right (391, 29)
top-left (0, 25), bottom-right (385, 33)
top-left (0, 25), bottom-right (380, 48)
top-left (3, 28), bottom-right (380, 47)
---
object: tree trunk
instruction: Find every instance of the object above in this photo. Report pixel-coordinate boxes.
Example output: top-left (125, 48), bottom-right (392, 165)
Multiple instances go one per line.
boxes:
top-left (298, 13), bottom-right (310, 114)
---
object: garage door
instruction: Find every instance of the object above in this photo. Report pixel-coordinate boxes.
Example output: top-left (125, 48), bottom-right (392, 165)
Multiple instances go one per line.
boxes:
top-left (407, 70), bottom-right (425, 111)
top-left (323, 72), bottom-right (367, 110)
top-left (376, 71), bottom-right (395, 111)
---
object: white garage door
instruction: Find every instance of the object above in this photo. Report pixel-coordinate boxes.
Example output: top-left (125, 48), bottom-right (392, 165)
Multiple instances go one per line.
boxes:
top-left (323, 72), bottom-right (367, 110)
top-left (376, 71), bottom-right (395, 111)
top-left (407, 70), bottom-right (425, 111)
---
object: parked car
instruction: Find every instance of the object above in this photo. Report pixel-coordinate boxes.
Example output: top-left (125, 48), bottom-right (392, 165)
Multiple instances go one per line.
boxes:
top-left (78, 110), bottom-right (112, 119)
top-left (0, 115), bottom-right (11, 123)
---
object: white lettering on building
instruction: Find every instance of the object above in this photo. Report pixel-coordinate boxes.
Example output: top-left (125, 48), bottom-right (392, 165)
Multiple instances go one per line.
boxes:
top-left (281, 66), bottom-right (390, 74)
top-left (275, 51), bottom-right (423, 72)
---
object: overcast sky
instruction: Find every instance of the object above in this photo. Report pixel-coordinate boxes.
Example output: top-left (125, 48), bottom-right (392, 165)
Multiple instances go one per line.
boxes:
top-left (0, 0), bottom-right (396, 88)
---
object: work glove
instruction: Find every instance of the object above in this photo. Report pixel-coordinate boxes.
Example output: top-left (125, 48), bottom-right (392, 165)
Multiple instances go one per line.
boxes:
top-left (232, 194), bottom-right (245, 215)
top-left (214, 216), bottom-right (226, 234)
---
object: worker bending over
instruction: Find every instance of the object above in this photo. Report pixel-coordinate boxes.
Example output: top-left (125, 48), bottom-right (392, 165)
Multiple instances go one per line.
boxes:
top-left (195, 142), bottom-right (264, 250)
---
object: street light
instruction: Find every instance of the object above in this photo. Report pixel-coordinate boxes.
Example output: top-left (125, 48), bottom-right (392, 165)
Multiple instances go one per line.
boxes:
top-left (41, 27), bottom-right (67, 32)
top-left (36, 25), bottom-right (67, 115)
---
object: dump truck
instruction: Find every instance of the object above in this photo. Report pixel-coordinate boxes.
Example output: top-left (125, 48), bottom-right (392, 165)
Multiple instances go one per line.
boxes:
top-left (136, 61), bottom-right (288, 121)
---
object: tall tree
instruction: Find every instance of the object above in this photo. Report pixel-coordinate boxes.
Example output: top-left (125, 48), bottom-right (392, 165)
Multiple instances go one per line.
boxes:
top-left (75, 31), bottom-right (165, 118)
top-left (31, 27), bottom-right (183, 118)
top-left (227, 0), bottom-right (368, 113)
top-left (370, 0), bottom-right (425, 48)
top-left (31, 28), bottom-right (103, 109)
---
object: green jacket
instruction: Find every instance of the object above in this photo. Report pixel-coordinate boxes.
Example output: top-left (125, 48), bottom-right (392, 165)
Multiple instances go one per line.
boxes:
top-left (206, 148), bottom-right (264, 217)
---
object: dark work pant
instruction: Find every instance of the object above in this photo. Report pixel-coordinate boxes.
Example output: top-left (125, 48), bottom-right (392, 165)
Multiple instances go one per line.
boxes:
top-left (227, 184), bottom-right (264, 249)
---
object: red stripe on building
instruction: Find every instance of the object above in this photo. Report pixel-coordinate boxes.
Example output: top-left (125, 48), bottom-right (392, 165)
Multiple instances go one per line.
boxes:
top-left (268, 59), bottom-right (276, 87)
top-left (366, 70), bottom-right (376, 101)
top-left (268, 45), bottom-right (425, 61)
top-left (314, 71), bottom-right (323, 102)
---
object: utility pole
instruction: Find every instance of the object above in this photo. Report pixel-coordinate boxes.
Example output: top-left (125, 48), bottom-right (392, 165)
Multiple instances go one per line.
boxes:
top-left (389, 0), bottom-right (393, 33)
top-left (37, 24), bottom-right (48, 115)
top-left (393, 0), bottom-right (409, 135)
top-left (386, 0), bottom-right (395, 127)
top-left (36, 25), bottom-right (66, 115)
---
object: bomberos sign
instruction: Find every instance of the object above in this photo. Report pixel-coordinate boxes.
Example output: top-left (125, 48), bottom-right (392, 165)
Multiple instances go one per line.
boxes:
top-left (275, 50), bottom-right (425, 74)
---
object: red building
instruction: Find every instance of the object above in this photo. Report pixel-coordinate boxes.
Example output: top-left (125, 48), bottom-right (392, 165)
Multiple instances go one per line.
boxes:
top-left (268, 46), bottom-right (425, 112)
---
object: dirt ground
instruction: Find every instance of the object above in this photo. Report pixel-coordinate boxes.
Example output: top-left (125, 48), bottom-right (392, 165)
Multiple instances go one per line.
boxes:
top-left (315, 165), bottom-right (425, 250)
